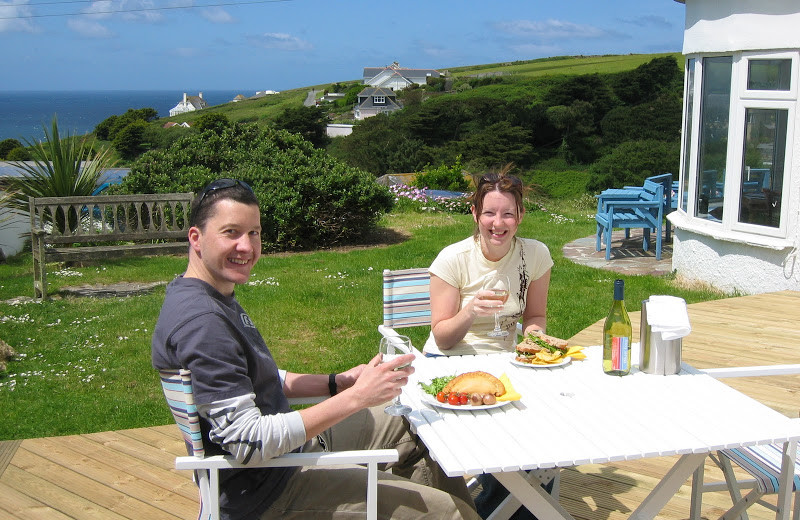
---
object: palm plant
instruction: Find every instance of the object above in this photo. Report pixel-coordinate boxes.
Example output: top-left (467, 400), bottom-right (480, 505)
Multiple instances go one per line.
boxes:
top-left (4, 116), bottom-right (116, 233)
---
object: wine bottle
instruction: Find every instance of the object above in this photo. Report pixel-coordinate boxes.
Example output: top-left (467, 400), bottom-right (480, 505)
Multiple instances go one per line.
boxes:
top-left (603, 279), bottom-right (632, 376)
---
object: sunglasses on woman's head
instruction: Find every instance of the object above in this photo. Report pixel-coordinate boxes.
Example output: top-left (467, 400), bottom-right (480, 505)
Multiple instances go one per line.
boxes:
top-left (197, 178), bottom-right (253, 206)
top-left (479, 173), bottom-right (522, 188)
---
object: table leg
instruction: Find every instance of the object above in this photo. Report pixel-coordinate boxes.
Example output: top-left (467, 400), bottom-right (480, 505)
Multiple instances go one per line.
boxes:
top-left (630, 452), bottom-right (707, 520)
top-left (493, 471), bottom-right (574, 520)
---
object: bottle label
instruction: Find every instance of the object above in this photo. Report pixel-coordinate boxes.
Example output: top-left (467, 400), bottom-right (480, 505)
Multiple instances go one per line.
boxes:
top-left (610, 336), bottom-right (630, 371)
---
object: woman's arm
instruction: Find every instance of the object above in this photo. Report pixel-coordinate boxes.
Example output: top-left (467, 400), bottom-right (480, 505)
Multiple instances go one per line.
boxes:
top-left (429, 274), bottom-right (497, 349)
top-left (522, 268), bottom-right (551, 336)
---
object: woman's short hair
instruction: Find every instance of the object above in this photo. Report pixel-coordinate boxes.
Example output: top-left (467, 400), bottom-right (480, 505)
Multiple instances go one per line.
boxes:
top-left (190, 178), bottom-right (259, 229)
top-left (471, 163), bottom-right (525, 237)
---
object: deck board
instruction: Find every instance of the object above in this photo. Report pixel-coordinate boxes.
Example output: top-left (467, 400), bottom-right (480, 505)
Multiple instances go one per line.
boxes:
top-left (2, 290), bottom-right (799, 520)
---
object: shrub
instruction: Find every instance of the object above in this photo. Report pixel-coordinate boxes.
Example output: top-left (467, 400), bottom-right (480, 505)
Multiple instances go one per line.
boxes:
top-left (116, 124), bottom-right (393, 251)
top-left (587, 139), bottom-right (680, 192)
top-left (412, 156), bottom-right (470, 192)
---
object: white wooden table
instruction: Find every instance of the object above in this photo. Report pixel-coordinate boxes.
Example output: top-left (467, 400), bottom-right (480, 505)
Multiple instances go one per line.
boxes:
top-left (401, 346), bottom-right (800, 520)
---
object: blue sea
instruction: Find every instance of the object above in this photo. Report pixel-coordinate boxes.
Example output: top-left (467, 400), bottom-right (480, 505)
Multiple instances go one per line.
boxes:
top-left (0, 90), bottom-right (250, 142)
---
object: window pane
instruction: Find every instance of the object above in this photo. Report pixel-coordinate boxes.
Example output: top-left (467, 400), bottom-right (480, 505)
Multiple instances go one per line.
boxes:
top-left (748, 59), bottom-right (792, 91)
top-left (695, 57), bottom-right (732, 221)
top-left (681, 58), bottom-right (695, 212)
top-left (738, 108), bottom-right (786, 228)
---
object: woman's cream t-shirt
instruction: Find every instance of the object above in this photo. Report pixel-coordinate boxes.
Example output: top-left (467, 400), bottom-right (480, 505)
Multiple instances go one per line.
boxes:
top-left (422, 236), bottom-right (553, 356)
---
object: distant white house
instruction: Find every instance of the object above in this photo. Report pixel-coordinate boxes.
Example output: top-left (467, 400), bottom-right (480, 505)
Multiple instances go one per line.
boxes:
top-left (363, 62), bottom-right (440, 90)
top-left (251, 90), bottom-right (280, 99)
top-left (353, 87), bottom-right (402, 120)
top-left (326, 124), bottom-right (354, 137)
top-left (169, 92), bottom-right (209, 117)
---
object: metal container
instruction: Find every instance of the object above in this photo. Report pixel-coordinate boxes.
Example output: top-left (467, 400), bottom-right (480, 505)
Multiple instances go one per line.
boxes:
top-left (639, 299), bottom-right (682, 375)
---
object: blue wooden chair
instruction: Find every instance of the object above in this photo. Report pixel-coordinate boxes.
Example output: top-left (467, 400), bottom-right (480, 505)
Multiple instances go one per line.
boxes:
top-left (160, 369), bottom-right (398, 520)
top-left (595, 180), bottom-right (664, 260)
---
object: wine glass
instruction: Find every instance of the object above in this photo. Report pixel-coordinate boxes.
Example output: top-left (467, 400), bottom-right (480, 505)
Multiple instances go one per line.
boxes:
top-left (483, 274), bottom-right (511, 338)
top-left (379, 335), bottom-right (413, 416)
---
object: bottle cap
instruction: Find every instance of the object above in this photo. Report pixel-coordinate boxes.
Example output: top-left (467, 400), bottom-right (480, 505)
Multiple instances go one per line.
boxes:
top-left (614, 279), bottom-right (624, 300)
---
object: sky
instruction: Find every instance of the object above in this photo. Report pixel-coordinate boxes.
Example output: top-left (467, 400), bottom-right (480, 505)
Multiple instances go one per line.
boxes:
top-left (0, 0), bottom-right (687, 93)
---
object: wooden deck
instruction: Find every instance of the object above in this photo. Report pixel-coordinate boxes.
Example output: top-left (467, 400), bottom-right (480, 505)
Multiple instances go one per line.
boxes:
top-left (2, 290), bottom-right (799, 520)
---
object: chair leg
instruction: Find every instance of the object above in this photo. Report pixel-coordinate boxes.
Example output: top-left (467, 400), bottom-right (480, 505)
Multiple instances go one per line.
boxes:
top-left (655, 225), bottom-right (662, 260)
top-left (367, 461), bottom-right (378, 520)
top-left (596, 223), bottom-right (603, 252)
top-left (721, 488), bottom-right (766, 520)
top-left (717, 452), bottom-right (751, 520)
top-left (605, 225), bottom-right (612, 260)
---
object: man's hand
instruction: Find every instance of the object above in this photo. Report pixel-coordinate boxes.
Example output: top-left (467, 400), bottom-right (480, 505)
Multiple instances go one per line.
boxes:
top-left (336, 363), bottom-right (366, 391)
top-left (346, 353), bottom-right (415, 408)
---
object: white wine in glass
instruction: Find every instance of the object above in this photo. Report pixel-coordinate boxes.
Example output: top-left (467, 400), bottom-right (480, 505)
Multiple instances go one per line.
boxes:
top-left (484, 274), bottom-right (511, 338)
top-left (379, 335), bottom-right (413, 416)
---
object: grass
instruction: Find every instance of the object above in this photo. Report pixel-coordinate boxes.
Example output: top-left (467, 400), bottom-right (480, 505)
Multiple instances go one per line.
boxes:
top-left (0, 200), bottom-right (726, 441)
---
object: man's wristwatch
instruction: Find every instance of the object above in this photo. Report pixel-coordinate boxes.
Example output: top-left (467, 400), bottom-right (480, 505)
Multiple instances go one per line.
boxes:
top-left (328, 373), bottom-right (338, 396)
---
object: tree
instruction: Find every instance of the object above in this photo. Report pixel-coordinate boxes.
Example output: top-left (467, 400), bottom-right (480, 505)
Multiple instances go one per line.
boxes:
top-left (4, 116), bottom-right (116, 231)
top-left (194, 113), bottom-right (231, 134)
top-left (0, 139), bottom-right (23, 159)
top-left (118, 124), bottom-right (392, 251)
top-left (274, 105), bottom-right (331, 148)
top-left (112, 120), bottom-right (148, 160)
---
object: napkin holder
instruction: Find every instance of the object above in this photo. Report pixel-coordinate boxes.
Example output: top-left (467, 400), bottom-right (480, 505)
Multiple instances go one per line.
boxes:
top-left (639, 299), bottom-right (683, 375)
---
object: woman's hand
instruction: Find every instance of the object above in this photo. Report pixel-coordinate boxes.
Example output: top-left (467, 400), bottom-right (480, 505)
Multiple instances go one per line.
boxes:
top-left (468, 289), bottom-right (505, 318)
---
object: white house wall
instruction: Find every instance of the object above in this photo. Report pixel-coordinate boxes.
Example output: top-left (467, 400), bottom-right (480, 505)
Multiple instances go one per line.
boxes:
top-left (673, 0), bottom-right (800, 294)
top-left (683, 0), bottom-right (800, 54)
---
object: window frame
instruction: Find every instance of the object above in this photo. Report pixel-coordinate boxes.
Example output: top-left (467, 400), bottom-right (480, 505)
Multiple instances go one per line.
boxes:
top-left (738, 51), bottom-right (797, 101)
top-left (678, 50), bottom-right (796, 242)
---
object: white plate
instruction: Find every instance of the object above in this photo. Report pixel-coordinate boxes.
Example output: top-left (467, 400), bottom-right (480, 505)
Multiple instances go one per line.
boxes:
top-left (511, 356), bottom-right (572, 369)
top-left (419, 391), bottom-right (513, 411)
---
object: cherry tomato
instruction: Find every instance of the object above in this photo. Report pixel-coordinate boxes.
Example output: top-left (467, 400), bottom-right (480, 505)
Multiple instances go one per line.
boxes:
top-left (436, 391), bottom-right (445, 403)
top-left (448, 393), bottom-right (461, 406)
top-left (459, 393), bottom-right (469, 405)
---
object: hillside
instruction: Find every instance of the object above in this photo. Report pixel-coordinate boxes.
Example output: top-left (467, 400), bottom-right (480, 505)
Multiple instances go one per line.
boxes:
top-left (166, 52), bottom-right (682, 126)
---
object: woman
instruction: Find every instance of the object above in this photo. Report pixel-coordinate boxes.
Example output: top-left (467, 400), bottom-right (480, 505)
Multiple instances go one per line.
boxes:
top-left (423, 166), bottom-right (553, 518)
top-left (422, 165), bottom-right (553, 357)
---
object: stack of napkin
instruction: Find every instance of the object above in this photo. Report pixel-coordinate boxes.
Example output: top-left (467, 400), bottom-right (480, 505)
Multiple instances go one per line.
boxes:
top-left (646, 295), bottom-right (691, 340)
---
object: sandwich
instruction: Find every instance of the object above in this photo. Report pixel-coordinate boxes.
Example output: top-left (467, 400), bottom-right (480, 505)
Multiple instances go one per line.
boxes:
top-left (515, 331), bottom-right (569, 364)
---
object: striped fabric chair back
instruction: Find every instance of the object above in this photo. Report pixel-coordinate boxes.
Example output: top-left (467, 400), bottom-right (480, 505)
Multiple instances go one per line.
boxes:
top-left (724, 444), bottom-right (800, 493)
top-left (160, 369), bottom-right (205, 458)
top-left (382, 268), bottom-right (431, 329)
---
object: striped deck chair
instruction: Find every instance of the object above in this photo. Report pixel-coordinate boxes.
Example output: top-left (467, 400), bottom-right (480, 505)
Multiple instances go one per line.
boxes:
top-left (377, 267), bottom-right (523, 345)
top-left (159, 369), bottom-right (398, 520)
top-left (378, 268), bottom-right (432, 344)
top-left (691, 365), bottom-right (800, 520)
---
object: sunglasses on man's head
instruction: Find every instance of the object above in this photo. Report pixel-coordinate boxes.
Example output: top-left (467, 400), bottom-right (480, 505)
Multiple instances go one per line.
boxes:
top-left (197, 178), bottom-right (253, 206)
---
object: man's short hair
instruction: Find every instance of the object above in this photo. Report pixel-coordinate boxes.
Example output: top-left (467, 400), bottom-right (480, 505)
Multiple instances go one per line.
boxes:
top-left (190, 179), bottom-right (259, 229)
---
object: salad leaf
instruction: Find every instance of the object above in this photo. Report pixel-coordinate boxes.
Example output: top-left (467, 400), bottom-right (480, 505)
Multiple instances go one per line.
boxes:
top-left (526, 333), bottom-right (560, 354)
top-left (419, 375), bottom-right (455, 396)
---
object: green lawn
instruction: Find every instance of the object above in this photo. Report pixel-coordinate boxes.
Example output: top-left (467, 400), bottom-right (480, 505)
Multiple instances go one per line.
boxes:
top-left (0, 201), bottom-right (726, 440)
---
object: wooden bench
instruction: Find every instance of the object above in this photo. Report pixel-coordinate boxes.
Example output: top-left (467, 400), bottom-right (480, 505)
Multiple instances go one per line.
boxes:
top-left (595, 179), bottom-right (664, 260)
top-left (29, 193), bottom-right (193, 299)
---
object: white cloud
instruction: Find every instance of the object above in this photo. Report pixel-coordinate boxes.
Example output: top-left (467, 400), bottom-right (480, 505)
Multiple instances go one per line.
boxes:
top-left (81, 0), bottom-right (167, 23)
top-left (0, 1), bottom-right (38, 33)
top-left (67, 17), bottom-right (113, 37)
top-left (618, 15), bottom-right (673, 29)
top-left (494, 19), bottom-right (615, 40)
top-left (201, 7), bottom-right (234, 24)
top-left (250, 32), bottom-right (312, 51)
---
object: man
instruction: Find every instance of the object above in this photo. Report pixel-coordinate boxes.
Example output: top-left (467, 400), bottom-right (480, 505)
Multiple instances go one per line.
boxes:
top-left (152, 178), bottom-right (478, 520)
